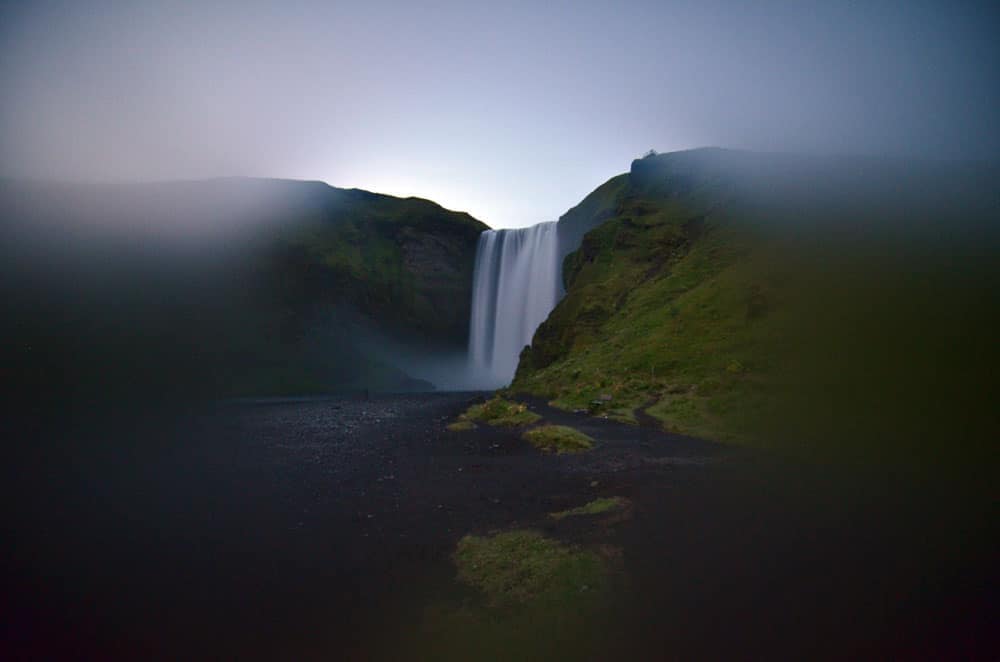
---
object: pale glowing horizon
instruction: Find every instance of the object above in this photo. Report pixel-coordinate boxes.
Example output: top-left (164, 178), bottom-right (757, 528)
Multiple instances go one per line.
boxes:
top-left (2, 1), bottom-right (997, 229)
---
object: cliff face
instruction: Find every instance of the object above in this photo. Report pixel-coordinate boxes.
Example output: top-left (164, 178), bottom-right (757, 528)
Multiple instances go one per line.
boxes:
top-left (554, 173), bottom-right (629, 280)
top-left (512, 149), bottom-right (998, 468)
top-left (0, 178), bottom-right (488, 401)
top-left (267, 186), bottom-right (486, 348)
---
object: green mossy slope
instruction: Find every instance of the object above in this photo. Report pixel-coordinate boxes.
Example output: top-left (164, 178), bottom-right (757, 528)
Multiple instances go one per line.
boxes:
top-left (266, 187), bottom-right (487, 346)
top-left (0, 178), bottom-right (488, 400)
top-left (513, 149), bottom-right (998, 467)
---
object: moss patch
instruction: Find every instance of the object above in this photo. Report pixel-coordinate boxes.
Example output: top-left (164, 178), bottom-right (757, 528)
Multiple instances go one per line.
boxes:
top-left (522, 425), bottom-right (594, 454)
top-left (453, 529), bottom-right (607, 607)
top-left (446, 420), bottom-right (476, 432)
top-left (550, 497), bottom-right (627, 520)
top-left (401, 531), bottom-right (614, 659)
top-left (397, 506), bottom-right (627, 658)
top-left (459, 397), bottom-right (542, 427)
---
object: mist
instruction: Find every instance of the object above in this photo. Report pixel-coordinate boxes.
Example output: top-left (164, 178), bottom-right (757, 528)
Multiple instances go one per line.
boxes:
top-left (2, 0), bottom-right (997, 228)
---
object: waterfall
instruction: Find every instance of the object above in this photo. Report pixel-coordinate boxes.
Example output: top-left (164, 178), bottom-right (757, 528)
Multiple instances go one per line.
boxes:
top-left (467, 222), bottom-right (562, 387)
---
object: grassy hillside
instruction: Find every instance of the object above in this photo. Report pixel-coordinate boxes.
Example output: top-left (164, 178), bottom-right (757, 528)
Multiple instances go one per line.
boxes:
top-left (0, 178), bottom-right (488, 405)
top-left (554, 173), bottom-right (630, 264)
top-left (512, 149), bottom-right (998, 468)
top-left (267, 187), bottom-right (486, 346)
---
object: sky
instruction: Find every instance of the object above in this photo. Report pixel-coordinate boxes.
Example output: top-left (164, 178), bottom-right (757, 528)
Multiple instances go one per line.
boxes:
top-left (1, 0), bottom-right (997, 228)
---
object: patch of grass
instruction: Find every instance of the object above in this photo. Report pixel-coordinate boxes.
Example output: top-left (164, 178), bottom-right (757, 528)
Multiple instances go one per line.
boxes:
top-left (522, 425), bottom-right (594, 454)
top-left (395, 525), bottom-right (621, 658)
top-left (511, 160), bottom-right (783, 445)
top-left (644, 394), bottom-right (711, 435)
top-left (453, 529), bottom-right (606, 607)
top-left (550, 497), bottom-right (627, 520)
top-left (514, 213), bottom-right (767, 440)
top-left (446, 420), bottom-right (476, 432)
top-left (460, 396), bottom-right (541, 427)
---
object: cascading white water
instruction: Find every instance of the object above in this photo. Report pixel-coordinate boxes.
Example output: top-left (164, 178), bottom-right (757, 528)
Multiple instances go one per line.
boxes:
top-left (467, 221), bottom-right (562, 387)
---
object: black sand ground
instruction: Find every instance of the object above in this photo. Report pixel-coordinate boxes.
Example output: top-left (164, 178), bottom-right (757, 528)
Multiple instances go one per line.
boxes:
top-left (3, 393), bottom-right (995, 659)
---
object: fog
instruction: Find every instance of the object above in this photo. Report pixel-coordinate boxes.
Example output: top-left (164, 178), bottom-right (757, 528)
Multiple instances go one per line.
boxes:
top-left (2, 0), bottom-right (998, 227)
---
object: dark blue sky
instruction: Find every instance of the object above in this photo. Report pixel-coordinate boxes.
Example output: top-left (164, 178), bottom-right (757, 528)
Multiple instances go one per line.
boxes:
top-left (2, 0), bottom-right (997, 227)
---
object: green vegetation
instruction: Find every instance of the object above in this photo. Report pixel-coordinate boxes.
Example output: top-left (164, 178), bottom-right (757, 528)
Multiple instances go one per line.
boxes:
top-left (514, 206), bottom-right (778, 443)
top-left (522, 425), bottom-right (594, 454)
top-left (0, 178), bottom-right (490, 402)
top-left (453, 529), bottom-right (607, 607)
top-left (458, 396), bottom-right (542, 427)
top-left (512, 155), bottom-right (768, 442)
top-left (446, 419), bottom-right (476, 432)
top-left (270, 187), bottom-right (487, 346)
top-left (394, 530), bottom-right (613, 659)
top-left (228, 183), bottom-right (488, 395)
top-left (550, 497), bottom-right (627, 520)
top-left (512, 148), bottom-right (999, 469)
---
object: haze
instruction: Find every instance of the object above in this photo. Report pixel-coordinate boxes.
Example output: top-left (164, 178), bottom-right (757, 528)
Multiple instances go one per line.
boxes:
top-left (1, 0), bottom-right (997, 228)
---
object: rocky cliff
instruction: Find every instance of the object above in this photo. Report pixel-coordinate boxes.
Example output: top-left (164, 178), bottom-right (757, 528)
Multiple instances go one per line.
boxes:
top-left (265, 186), bottom-right (486, 348)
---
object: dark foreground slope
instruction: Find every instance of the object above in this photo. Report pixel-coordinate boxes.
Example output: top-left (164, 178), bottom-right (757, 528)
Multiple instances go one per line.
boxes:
top-left (513, 149), bottom-right (999, 471)
top-left (3, 394), bottom-right (993, 659)
top-left (0, 178), bottom-right (486, 412)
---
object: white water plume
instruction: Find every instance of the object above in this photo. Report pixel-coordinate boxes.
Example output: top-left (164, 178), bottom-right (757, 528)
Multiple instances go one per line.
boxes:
top-left (467, 222), bottom-right (562, 387)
